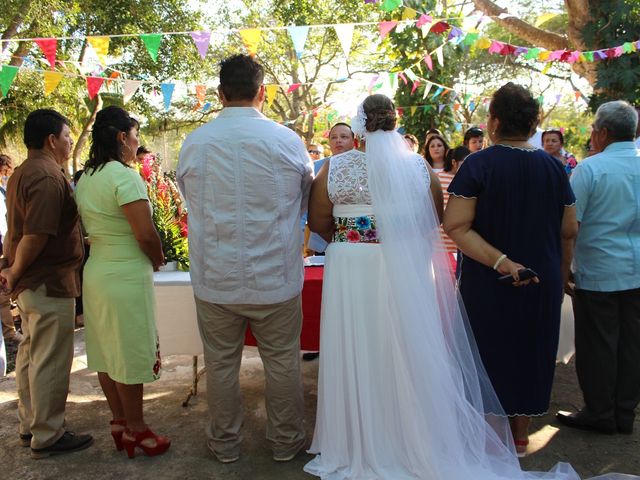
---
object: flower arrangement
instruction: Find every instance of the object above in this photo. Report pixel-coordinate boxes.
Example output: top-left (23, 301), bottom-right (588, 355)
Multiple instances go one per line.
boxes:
top-left (138, 153), bottom-right (189, 270)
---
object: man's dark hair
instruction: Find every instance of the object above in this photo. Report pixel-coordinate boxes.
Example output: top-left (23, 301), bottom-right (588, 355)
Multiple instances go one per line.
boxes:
top-left (0, 154), bottom-right (12, 168)
top-left (219, 54), bottom-right (264, 102)
top-left (137, 145), bottom-right (151, 156)
top-left (23, 109), bottom-right (70, 150)
top-left (329, 122), bottom-right (355, 138)
top-left (463, 127), bottom-right (484, 145)
top-left (489, 83), bottom-right (539, 139)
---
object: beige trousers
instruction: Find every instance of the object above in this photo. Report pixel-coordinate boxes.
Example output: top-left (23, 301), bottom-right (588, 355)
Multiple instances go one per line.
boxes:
top-left (194, 294), bottom-right (305, 459)
top-left (0, 290), bottom-right (17, 339)
top-left (15, 284), bottom-right (75, 449)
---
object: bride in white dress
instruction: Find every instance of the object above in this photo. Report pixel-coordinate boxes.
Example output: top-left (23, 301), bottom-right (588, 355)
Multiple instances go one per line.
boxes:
top-left (303, 94), bottom-right (634, 480)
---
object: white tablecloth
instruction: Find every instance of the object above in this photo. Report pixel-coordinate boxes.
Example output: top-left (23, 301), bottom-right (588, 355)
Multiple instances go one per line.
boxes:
top-left (154, 271), bottom-right (203, 356)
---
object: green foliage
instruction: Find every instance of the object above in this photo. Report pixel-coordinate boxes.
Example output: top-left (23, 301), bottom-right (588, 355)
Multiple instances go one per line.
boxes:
top-left (387, 1), bottom-right (463, 146)
top-left (581, 0), bottom-right (640, 108)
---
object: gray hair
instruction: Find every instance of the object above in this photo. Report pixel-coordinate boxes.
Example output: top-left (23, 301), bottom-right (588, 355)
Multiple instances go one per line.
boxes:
top-left (594, 100), bottom-right (638, 141)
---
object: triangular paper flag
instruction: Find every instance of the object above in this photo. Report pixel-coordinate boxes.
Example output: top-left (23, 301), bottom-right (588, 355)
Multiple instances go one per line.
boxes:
top-left (388, 72), bottom-right (397, 90)
top-left (380, 0), bottom-right (402, 12)
top-left (287, 83), bottom-right (301, 94)
top-left (463, 32), bottom-right (479, 46)
top-left (397, 72), bottom-right (408, 85)
top-left (431, 86), bottom-right (444, 99)
top-left (334, 24), bottom-right (355, 58)
top-left (404, 67), bottom-right (418, 82)
top-left (140, 34), bottom-right (162, 61)
top-left (524, 48), bottom-right (540, 60)
top-left (288, 26), bottom-right (310, 59)
top-left (378, 21), bottom-right (398, 39)
top-left (86, 76), bottom-right (105, 100)
top-left (435, 46), bottom-right (444, 67)
top-left (438, 104), bottom-right (445, 113)
top-left (0, 65), bottom-right (19, 97)
top-left (43, 71), bottom-right (63, 96)
top-left (190, 31), bottom-right (211, 59)
top-left (239, 29), bottom-right (262, 57)
top-left (34, 38), bottom-right (57, 69)
top-left (410, 106), bottom-right (417, 115)
top-left (87, 36), bottom-right (110, 65)
top-left (411, 80), bottom-right (420, 94)
top-left (422, 82), bottom-right (433, 98)
top-left (476, 37), bottom-right (492, 49)
top-left (488, 41), bottom-right (504, 54)
top-left (123, 79), bottom-right (142, 103)
top-left (541, 62), bottom-right (552, 74)
top-left (416, 14), bottom-right (432, 28)
top-left (574, 91), bottom-right (582, 101)
top-left (195, 84), bottom-right (206, 104)
top-left (424, 53), bottom-right (433, 71)
top-left (402, 7), bottom-right (417, 20)
top-left (538, 50), bottom-right (551, 61)
top-left (534, 13), bottom-right (559, 28)
top-left (583, 51), bottom-right (594, 62)
top-left (161, 83), bottom-right (175, 111)
top-left (265, 84), bottom-right (278, 108)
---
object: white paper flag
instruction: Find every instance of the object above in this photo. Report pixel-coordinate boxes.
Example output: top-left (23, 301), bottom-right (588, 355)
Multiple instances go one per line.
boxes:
top-left (123, 79), bottom-right (142, 103)
top-left (334, 24), bottom-right (355, 58)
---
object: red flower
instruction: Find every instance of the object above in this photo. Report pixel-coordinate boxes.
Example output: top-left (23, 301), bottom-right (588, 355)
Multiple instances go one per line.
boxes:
top-left (346, 230), bottom-right (361, 243)
top-left (141, 155), bottom-right (154, 182)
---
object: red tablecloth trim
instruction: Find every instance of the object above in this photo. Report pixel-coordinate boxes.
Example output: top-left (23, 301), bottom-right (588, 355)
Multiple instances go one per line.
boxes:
top-left (244, 266), bottom-right (323, 351)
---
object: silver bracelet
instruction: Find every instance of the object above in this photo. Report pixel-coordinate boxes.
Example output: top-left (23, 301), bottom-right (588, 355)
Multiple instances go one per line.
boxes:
top-left (493, 254), bottom-right (507, 271)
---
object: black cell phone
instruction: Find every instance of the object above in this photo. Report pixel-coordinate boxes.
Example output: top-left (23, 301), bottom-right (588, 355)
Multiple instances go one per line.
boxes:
top-left (498, 268), bottom-right (539, 283)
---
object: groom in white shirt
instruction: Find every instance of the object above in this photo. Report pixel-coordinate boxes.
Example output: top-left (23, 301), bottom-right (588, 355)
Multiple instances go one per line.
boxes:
top-left (177, 54), bottom-right (313, 464)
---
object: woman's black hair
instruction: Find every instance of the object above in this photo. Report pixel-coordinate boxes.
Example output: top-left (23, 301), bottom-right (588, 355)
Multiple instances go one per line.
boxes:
top-left (446, 146), bottom-right (471, 171)
top-left (489, 82), bottom-right (539, 139)
top-left (85, 106), bottom-right (139, 173)
top-left (362, 94), bottom-right (396, 132)
top-left (541, 129), bottom-right (564, 145)
top-left (423, 134), bottom-right (451, 168)
top-left (463, 127), bottom-right (483, 146)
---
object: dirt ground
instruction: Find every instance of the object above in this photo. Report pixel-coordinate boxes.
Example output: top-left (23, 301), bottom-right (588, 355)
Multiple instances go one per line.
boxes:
top-left (0, 329), bottom-right (638, 480)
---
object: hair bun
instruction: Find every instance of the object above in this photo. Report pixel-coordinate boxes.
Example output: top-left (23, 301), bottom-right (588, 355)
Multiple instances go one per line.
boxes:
top-left (366, 109), bottom-right (396, 132)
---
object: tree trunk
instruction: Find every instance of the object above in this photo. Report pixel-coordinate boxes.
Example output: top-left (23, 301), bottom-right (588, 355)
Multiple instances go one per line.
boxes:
top-left (1, 0), bottom-right (36, 52)
top-left (72, 95), bottom-right (103, 173)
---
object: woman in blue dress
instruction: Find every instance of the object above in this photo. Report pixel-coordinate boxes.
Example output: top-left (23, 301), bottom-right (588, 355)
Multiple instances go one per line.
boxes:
top-left (444, 82), bottom-right (579, 456)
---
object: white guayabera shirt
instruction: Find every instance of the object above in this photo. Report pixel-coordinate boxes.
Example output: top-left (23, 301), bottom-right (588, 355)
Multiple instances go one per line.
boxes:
top-left (177, 107), bottom-right (313, 305)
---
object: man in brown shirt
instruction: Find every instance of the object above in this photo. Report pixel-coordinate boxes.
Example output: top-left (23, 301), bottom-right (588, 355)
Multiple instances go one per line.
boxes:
top-left (1, 109), bottom-right (92, 458)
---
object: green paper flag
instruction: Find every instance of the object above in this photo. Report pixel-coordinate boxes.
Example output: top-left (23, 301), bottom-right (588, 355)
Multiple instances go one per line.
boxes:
top-left (463, 32), bottom-right (478, 46)
top-left (140, 34), bottom-right (162, 61)
top-left (623, 42), bottom-right (633, 54)
top-left (524, 48), bottom-right (540, 60)
top-left (380, 0), bottom-right (402, 12)
top-left (584, 51), bottom-right (594, 62)
top-left (0, 65), bottom-right (19, 97)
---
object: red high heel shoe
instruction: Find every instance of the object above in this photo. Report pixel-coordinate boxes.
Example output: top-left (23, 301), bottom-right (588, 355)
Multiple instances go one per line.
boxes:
top-left (110, 419), bottom-right (127, 451)
top-left (122, 428), bottom-right (171, 459)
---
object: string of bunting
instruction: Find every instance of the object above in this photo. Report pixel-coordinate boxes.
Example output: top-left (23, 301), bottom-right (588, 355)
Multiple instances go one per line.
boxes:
top-left (0, 9), bottom-right (617, 106)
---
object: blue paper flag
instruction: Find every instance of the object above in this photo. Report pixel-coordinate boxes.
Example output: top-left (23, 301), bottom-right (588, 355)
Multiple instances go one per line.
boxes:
top-left (288, 26), bottom-right (310, 59)
top-left (161, 83), bottom-right (175, 111)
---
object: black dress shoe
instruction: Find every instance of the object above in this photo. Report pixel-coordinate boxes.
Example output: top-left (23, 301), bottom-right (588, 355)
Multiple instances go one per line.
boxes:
top-left (302, 352), bottom-right (319, 361)
top-left (31, 431), bottom-right (93, 459)
top-left (556, 411), bottom-right (616, 434)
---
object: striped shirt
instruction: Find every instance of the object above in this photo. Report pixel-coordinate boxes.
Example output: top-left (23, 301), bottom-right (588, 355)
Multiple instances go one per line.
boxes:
top-left (436, 169), bottom-right (457, 253)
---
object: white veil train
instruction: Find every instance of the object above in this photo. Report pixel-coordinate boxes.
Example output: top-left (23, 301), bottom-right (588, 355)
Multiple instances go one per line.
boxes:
top-left (346, 101), bottom-right (635, 479)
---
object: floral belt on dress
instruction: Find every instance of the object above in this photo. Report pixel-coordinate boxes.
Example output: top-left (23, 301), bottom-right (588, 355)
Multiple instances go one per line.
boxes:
top-left (333, 215), bottom-right (379, 243)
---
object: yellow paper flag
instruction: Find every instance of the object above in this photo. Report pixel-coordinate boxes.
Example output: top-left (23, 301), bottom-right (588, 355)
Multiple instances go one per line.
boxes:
top-left (476, 37), bottom-right (492, 49)
top-left (578, 53), bottom-right (587, 62)
top-left (240, 29), bottom-right (262, 57)
top-left (88, 36), bottom-right (110, 65)
top-left (410, 106), bottom-right (417, 115)
top-left (265, 84), bottom-right (278, 108)
top-left (538, 50), bottom-right (551, 61)
top-left (43, 71), bottom-right (63, 96)
top-left (541, 62), bottom-right (552, 75)
top-left (534, 13), bottom-right (559, 28)
top-left (402, 7), bottom-right (417, 20)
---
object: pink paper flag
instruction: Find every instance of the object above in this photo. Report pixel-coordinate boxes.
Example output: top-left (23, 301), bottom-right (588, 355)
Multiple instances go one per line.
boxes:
top-left (548, 50), bottom-right (564, 61)
top-left (488, 41), bottom-right (504, 54)
top-left (378, 21), bottom-right (398, 39)
top-left (423, 53), bottom-right (433, 71)
top-left (287, 83), bottom-right (301, 94)
top-left (86, 76), bottom-right (105, 100)
top-left (397, 72), bottom-right (408, 85)
top-left (34, 38), bottom-right (57, 69)
top-left (190, 31), bottom-right (211, 59)
top-left (411, 80), bottom-right (420, 94)
top-left (416, 14), bottom-right (432, 28)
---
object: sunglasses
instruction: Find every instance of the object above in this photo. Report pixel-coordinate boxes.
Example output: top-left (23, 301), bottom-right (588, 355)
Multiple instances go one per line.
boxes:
top-left (308, 150), bottom-right (321, 155)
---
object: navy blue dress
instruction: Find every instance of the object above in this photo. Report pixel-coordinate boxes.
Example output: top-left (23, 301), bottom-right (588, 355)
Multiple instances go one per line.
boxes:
top-left (448, 145), bottom-right (575, 416)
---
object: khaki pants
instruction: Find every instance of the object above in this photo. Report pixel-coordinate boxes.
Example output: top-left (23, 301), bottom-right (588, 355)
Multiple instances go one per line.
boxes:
top-left (15, 284), bottom-right (75, 449)
top-left (0, 291), bottom-right (17, 339)
top-left (194, 294), bottom-right (305, 459)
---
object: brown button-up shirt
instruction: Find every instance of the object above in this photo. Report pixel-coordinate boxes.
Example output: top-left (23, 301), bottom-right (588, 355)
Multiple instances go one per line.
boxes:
top-left (4, 151), bottom-right (83, 297)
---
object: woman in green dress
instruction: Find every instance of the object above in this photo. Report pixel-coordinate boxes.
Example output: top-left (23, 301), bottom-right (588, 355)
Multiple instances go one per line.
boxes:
top-left (75, 106), bottom-right (169, 458)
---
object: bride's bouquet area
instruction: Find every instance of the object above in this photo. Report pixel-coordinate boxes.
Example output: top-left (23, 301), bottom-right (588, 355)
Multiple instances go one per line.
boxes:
top-left (139, 153), bottom-right (189, 270)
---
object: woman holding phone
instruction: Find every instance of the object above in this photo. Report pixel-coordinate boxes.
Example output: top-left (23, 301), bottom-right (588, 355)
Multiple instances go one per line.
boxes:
top-left (444, 83), bottom-right (578, 456)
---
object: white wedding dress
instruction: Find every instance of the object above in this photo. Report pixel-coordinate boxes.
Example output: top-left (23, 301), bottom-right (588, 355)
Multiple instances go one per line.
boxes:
top-left (304, 131), bottom-right (636, 480)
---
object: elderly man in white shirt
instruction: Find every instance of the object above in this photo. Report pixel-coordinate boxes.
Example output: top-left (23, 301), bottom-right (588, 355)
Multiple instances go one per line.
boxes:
top-left (177, 55), bottom-right (313, 464)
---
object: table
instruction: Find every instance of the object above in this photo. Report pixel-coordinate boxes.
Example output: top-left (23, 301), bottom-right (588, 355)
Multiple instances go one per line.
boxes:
top-left (153, 267), bottom-right (324, 405)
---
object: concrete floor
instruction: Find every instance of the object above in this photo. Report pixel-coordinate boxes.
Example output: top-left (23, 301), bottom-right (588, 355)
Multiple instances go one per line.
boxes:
top-left (0, 329), bottom-right (638, 480)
